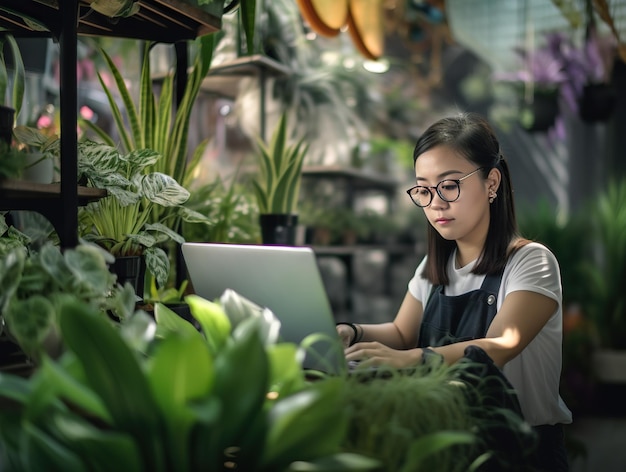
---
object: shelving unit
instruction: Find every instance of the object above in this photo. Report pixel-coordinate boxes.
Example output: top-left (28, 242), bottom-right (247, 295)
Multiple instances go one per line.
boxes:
top-left (0, 0), bottom-right (222, 247)
top-left (200, 54), bottom-right (290, 140)
top-left (300, 165), bottom-right (413, 316)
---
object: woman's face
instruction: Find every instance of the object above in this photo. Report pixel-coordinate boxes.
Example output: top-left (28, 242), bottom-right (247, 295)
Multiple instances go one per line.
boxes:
top-left (413, 145), bottom-right (497, 246)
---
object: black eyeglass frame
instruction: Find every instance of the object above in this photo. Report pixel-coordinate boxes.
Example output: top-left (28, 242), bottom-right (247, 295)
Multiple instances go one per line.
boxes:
top-left (406, 167), bottom-right (485, 208)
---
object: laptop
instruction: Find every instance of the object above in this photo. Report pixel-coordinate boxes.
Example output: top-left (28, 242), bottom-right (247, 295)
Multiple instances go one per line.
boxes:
top-left (181, 242), bottom-right (347, 375)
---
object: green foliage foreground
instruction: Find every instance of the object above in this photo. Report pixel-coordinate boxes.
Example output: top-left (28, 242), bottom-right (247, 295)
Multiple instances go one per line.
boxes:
top-left (0, 289), bottom-right (535, 471)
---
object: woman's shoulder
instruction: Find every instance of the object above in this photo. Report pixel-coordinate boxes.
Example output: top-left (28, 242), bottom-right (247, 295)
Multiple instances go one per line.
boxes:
top-left (506, 240), bottom-right (560, 276)
top-left (509, 240), bottom-right (557, 261)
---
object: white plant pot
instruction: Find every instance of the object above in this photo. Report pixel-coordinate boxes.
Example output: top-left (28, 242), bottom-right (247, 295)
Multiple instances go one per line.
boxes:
top-left (592, 349), bottom-right (626, 384)
top-left (22, 152), bottom-right (54, 184)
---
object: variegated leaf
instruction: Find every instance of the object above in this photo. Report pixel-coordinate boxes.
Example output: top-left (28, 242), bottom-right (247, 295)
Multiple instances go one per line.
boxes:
top-left (138, 173), bottom-right (190, 206)
top-left (144, 246), bottom-right (169, 288)
top-left (127, 232), bottom-right (156, 248)
top-left (178, 207), bottom-right (216, 225)
top-left (144, 223), bottom-right (185, 245)
top-left (78, 141), bottom-right (122, 176)
top-left (104, 188), bottom-right (141, 207)
top-left (125, 148), bottom-right (161, 174)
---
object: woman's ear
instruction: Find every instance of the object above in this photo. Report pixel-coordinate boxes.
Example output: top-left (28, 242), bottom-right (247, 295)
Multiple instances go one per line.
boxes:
top-left (487, 167), bottom-right (501, 194)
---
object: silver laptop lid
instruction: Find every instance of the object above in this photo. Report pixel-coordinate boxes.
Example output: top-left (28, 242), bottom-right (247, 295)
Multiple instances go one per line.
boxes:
top-left (181, 242), bottom-right (345, 374)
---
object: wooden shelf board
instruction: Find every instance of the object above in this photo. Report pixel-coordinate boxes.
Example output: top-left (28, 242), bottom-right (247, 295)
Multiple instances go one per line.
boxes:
top-left (200, 54), bottom-right (292, 97)
top-left (0, 179), bottom-right (107, 202)
top-left (0, 0), bottom-right (221, 41)
top-left (302, 165), bottom-right (400, 190)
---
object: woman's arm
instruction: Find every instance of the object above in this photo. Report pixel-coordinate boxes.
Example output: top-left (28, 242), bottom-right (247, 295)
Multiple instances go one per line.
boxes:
top-left (428, 289), bottom-right (557, 368)
top-left (346, 290), bottom-right (557, 369)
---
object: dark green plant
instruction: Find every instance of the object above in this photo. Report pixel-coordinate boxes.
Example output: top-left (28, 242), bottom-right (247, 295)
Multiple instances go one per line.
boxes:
top-left (517, 198), bottom-right (587, 307)
top-left (182, 174), bottom-right (260, 244)
top-left (580, 179), bottom-right (626, 349)
top-left (0, 290), bottom-right (379, 471)
top-left (0, 141), bottom-right (27, 179)
top-left (0, 33), bottom-right (25, 117)
top-left (0, 213), bottom-right (136, 362)
top-left (252, 111), bottom-right (308, 215)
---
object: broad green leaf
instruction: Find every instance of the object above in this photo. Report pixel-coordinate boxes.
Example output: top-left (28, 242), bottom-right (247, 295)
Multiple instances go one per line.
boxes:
top-left (64, 245), bottom-right (115, 294)
top-left (212, 318), bottom-right (269, 456)
top-left (139, 173), bottom-right (190, 206)
top-left (154, 303), bottom-right (199, 338)
top-left (144, 246), bottom-right (169, 288)
top-left (22, 422), bottom-right (88, 472)
top-left (6, 35), bottom-right (25, 118)
top-left (147, 331), bottom-right (214, 470)
top-left (262, 378), bottom-right (348, 469)
top-left (266, 343), bottom-right (306, 398)
top-left (144, 222), bottom-right (185, 244)
top-left (4, 295), bottom-right (55, 358)
top-left (185, 294), bottom-right (231, 354)
top-left (400, 431), bottom-right (475, 472)
top-left (51, 412), bottom-right (143, 472)
top-left (0, 372), bottom-right (33, 404)
top-left (285, 453), bottom-right (381, 471)
top-left (58, 300), bottom-right (165, 471)
top-left (36, 357), bottom-right (111, 423)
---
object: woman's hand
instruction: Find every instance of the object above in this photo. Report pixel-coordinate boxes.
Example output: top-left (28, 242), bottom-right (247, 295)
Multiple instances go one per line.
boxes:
top-left (344, 341), bottom-right (422, 369)
top-left (336, 323), bottom-right (357, 348)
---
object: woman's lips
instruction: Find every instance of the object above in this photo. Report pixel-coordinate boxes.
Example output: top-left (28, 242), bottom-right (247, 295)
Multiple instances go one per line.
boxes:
top-left (435, 218), bottom-right (453, 225)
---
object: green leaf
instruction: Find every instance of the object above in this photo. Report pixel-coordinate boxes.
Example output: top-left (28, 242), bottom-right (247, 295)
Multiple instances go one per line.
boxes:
top-left (4, 295), bottom-right (55, 358)
top-left (285, 452), bottom-right (381, 471)
top-left (262, 378), bottom-right (348, 469)
top-left (6, 35), bottom-right (26, 117)
top-left (147, 331), bottom-right (214, 470)
top-left (0, 248), bottom-right (24, 312)
top-left (212, 318), bottom-right (269, 458)
top-left (239, 0), bottom-right (257, 55)
top-left (144, 246), bottom-right (170, 288)
top-left (400, 431), bottom-right (475, 472)
top-left (36, 357), bottom-right (112, 423)
top-left (51, 412), bottom-right (143, 472)
top-left (185, 294), bottom-right (231, 355)
top-left (58, 300), bottom-right (165, 471)
top-left (154, 302), bottom-right (199, 337)
top-left (139, 172), bottom-right (190, 206)
top-left (22, 422), bottom-right (88, 472)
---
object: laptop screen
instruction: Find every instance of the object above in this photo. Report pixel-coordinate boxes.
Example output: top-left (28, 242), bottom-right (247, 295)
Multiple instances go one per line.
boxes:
top-left (181, 242), bottom-right (346, 374)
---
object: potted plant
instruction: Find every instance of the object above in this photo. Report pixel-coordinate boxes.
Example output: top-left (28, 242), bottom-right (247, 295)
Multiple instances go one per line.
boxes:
top-left (0, 213), bottom-right (136, 368)
top-left (0, 289), bottom-right (379, 471)
top-left (75, 140), bottom-right (199, 296)
top-left (580, 179), bottom-right (626, 383)
top-left (495, 28), bottom-right (617, 132)
top-left (252, 111), bottom-right (308, 245)
top-left (495, 33), bottom-right (568, 132)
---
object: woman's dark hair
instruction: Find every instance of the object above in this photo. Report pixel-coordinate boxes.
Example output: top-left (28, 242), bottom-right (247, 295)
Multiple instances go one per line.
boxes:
top-left (413, 113), bottom-right (527, 285)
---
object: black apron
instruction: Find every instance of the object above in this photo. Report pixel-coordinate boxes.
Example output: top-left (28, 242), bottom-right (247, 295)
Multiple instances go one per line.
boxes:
top-left (417, 267), bottom-right (505, 348)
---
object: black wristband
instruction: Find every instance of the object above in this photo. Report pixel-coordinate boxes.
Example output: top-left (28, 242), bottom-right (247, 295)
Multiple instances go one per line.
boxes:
top-left (336, 322), bottom-right (358, 346)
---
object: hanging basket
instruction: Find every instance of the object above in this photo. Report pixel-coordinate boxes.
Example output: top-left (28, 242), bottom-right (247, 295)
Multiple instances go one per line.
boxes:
top-left (519, 88), bottom-right (559, 132)
top-left (579, 82), bottom-right (616, 123)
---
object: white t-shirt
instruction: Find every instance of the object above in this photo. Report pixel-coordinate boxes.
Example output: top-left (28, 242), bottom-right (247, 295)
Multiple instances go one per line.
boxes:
top-left (408, 242), bottom-right (573, 426)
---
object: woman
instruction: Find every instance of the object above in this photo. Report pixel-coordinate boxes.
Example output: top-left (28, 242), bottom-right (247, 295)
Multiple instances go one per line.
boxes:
top-left (337, 113), bottom-right (572, 471)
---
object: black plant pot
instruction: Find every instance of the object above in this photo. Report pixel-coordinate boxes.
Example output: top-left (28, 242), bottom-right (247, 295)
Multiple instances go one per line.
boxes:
top-left (0, 105), bottom-right (15, 146)
top-left (110, 255), bottom-right (147, 299)
top-left (519, 90), bottom-right (559, 132)
top-left (259, 214), bottom-right (298, 246)
top-left (579, 83), bottom-right (616, 123)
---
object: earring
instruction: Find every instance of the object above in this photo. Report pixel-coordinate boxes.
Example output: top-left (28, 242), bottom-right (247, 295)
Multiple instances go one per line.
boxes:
top-left (488, 190), bottom-right (497, 204)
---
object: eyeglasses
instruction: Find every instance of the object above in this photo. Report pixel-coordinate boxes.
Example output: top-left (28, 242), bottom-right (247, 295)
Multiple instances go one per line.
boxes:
top-left (406, 167), bottom-right (484, 208)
